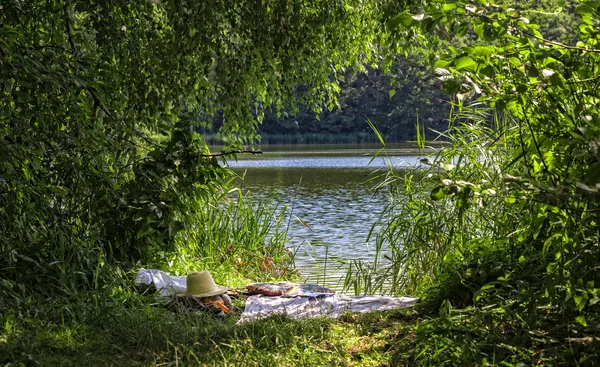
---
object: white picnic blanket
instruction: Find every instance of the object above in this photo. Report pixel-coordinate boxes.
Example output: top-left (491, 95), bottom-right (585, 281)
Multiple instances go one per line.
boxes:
top-left (237, 294), bottom-right (418, 324)
top-left (135, 269), bottom-right (419, 322)
top-left (135, 268), bottom-right (187, 296)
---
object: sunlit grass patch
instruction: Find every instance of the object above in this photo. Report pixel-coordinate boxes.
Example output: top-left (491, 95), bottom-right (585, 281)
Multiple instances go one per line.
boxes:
top-left (162, 185), bottom-right (298, 285)
top-left (0, 293), bottom-right (420, 367)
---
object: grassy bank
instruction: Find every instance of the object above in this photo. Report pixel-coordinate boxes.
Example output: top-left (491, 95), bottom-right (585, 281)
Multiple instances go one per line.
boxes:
top-left (0, 177), bottom-right (420, 366)
top-left (4, 289), bottom-right (598, 366)
top-left (0, 183), bottom-right (420, 366)
top-left (0, 289), bottom-right (420, 366)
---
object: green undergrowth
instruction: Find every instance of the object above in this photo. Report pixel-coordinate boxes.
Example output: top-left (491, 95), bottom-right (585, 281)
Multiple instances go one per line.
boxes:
top-left (150, 186), bottom-right (299, 288)
top-left (0, 290), bottom-right (421, 367)
top-left (406, 307), bottom-right (600, 366)
top-left (3, 295), bottom-right (598, 367)
top-left (4, 290), bottom-right (598, 366)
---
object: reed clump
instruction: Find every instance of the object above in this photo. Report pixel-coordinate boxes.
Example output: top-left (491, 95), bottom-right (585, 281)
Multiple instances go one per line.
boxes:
top-left (346, 104), bottom-right (600, 365)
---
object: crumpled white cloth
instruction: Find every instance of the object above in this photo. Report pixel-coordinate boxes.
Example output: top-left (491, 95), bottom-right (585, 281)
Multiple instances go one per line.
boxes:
top-left (135, 268), bottom-right (419, 321)
top-left (237, 294), bottom-right (418, 324)
top-left (135, 268), bottom-right (187, 296)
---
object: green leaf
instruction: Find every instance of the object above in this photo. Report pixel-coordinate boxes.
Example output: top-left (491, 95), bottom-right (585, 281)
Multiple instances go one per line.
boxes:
top-left (386, 13), bottom-right (413, 30)
top-left (516, 84), bottom-right (528, 94)
top-left (431, 186), bottom-right (446, 201)
top-left (527, 65), bottom-right (540, 78)
top-left (16, 90), bottom-right (31, 102)
top-left (473, 22), bottom-right (485, 39)
top-left (472, 46), bottom-right (495, 58)
top-left (480, 65), bottom-right (494, 78)
top-left (575, 315), bottom-right (588, 327)
top-left (366, 118), bottom-right (385, 147)
top-left (549, 73), bottom-right (564, 87)
top-left (574, 294), bottom-right (588, 312)
top-left (441, 78), bottom-right (461, 94)
top-left (575, 3), bottom-right (596, 15)
top-left (433, 59), bottom-right (450, 69)
top-left (388, 89), bottom-right (396, 98)
top-left (294, 216), bottom-right (313, 231)
top-left (454, 56), bottom-right (478, 71)
top-left (457, 22), bottom-right (469, 37)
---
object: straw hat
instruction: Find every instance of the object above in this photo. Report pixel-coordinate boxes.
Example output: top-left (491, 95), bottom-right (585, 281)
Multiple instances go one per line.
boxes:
top-left (177, 271), bottom-right (228, 297)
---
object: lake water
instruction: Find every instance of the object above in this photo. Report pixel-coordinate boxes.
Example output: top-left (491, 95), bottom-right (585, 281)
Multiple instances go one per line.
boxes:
top-left (224, 143), bottom-right (425, 291)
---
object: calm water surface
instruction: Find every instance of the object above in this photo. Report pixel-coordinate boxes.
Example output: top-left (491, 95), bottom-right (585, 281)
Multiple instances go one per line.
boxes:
top-left (224, 143), bottom-right (426, 291)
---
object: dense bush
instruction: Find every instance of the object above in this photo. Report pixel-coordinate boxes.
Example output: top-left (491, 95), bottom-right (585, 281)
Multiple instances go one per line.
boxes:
top-left (358, 1), bottom-right (600, 364)
top-left (0, 0), bottom-right (390, 293)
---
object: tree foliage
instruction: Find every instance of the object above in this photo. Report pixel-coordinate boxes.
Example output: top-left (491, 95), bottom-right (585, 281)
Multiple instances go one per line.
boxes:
top-left (373, 0), bottom-right (600, 363)
top-left (257, 56), bottom-right (449, 143)
top-left (0, 0), bottom-right (391, 287)
top-left (237, 0), bottom-right (583, 144)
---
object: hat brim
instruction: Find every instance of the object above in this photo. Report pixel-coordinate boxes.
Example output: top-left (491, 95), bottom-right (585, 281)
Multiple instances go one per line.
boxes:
top-left (177, 286), bottom-right (229, 298)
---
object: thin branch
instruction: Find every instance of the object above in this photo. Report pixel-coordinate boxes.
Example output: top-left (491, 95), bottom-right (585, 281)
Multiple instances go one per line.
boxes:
top-left (566, 73), bottom-right (600, 85)
top-left (521, 28), bottom-right (600, 53)
top-left (64, 7), bottom-right (112, 118)
top-left (87, 87), bottom-right (112, 117)
top-left (129, 128), bottom-right (163, 149)
top-left (202, 150), bottom-right (263, 157)
top-left (64, 8), bottom-right (77, 52)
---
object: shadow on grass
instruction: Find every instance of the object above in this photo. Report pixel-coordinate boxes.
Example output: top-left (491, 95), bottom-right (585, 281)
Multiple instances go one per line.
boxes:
top-left (7, 293), bottom-right (597, 366)
top-left (0, 294), bottom-right (420, 367)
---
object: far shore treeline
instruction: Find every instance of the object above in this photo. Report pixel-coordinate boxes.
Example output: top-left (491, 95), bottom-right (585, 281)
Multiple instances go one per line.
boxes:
top-left (202, 60), bottom-right (451, 144)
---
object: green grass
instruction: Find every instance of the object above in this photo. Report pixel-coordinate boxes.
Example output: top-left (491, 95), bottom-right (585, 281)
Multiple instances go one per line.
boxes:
top-left (0, 291), bottom-right (420, 367)
top-left (160, 187), bottom-right (298, 287)
top-left (4, 290), bottom-right (597, 366)
top-left (0, 171), bottom-right (418, 367)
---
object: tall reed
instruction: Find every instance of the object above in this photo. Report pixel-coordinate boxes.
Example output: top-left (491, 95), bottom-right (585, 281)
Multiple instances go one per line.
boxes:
top-left (159, 177), bottom-right (296, 287)
top-left (345, 104), bottom-right (523, 297)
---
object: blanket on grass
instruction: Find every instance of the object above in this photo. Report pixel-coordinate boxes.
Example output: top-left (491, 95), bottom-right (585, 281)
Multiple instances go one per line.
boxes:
top-left (237, 294), bottom-right (418, 324)
top-left (135, 269), bottom-right (418, 323)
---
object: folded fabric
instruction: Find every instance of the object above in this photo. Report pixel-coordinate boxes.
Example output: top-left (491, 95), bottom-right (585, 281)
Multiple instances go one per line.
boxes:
top-left (246, 282), bottom-right (335, 297)
top-left (135, 268), bottom-right (187, 296)
top-left (237, 294), bottom-right (418, 324)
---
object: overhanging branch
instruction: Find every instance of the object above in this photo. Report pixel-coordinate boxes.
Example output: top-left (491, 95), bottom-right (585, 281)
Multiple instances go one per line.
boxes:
top-left (201, 150), bottom-right (263, 158)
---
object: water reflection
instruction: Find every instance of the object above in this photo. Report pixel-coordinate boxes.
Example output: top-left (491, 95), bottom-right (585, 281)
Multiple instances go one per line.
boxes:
top-left (227, 155), bottom-right (420, 169)
top-left (224, 145), bottom-right (423, 291)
